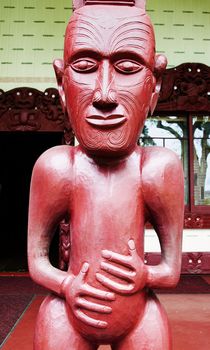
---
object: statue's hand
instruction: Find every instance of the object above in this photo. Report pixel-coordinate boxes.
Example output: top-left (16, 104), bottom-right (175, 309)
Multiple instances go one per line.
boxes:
top-left (62, 262), bottom-right (115, 329)
top-left (96, 240), bottom-right (147, 295)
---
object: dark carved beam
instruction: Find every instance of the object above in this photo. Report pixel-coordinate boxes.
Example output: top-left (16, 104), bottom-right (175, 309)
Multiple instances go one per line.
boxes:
top-left (0, 87), bottom-right (74, 144)
top-left (0, 87), bottom-right (65, 132)
top-left (155, 63), bottom-right (210, 114)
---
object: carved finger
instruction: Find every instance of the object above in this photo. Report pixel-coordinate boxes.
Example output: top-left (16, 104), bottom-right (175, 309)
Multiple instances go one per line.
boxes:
top-left (128, 239), bottom-right (136, 253)
top-left (96, 273), bottom-right (134, 294)
top-left (82, 283), bottom-right (115, 301)
top-left (127, 239), bottom-right (140, 259)
top-left (76, 297), bottom-right (112, 314)
top-left (101, 250), bottom-right (132, 268)
top-left (100, 261), bottom-right (135, 282)
top-left (77, 262), bottom-right (89, 283)
top-left (75, 309), bottom-right (108, 329)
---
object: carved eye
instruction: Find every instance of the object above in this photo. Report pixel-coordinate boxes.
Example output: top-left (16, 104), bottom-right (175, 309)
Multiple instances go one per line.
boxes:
top-left (71, 59), bottom-right (98, 73)
top-left (114, 60), bottom-right (143, 74)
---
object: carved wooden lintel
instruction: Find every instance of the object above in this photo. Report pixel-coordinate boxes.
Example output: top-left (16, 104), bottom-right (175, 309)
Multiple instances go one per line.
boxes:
top-left (156, 63), bottom-right (210, 113)
top-left (0, 87), bottom-right (65, 132)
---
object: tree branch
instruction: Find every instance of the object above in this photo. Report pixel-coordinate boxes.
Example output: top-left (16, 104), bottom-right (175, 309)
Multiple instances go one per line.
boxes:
top-left (157, 121), bottom-right (182, 140)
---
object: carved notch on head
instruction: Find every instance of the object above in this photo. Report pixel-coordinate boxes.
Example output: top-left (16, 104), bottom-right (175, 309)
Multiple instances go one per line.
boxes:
top-left (73, 0), bottom-right (145, 9)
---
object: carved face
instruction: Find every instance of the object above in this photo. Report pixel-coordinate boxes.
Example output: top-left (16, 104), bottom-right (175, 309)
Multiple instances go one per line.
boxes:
top-left (61, 6), bottom-right (156, 157)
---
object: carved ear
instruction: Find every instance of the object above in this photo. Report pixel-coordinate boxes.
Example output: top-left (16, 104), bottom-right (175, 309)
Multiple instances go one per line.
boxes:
top-left (150, 54), bottom-right (167, 115)
top-left (53, 59), bottom-right (66, 111)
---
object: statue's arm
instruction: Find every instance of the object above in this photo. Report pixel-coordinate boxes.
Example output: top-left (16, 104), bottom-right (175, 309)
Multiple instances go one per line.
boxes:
top-left (27, 146), bottom-right (72, 295)
top-left (28, 147), bottom-right (114, 327)
top-left (142, 147), bottom-right (184, 289)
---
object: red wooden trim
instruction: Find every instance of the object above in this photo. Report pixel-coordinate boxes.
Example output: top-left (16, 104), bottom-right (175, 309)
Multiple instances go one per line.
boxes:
top-left (184, 212), bottom-right (210, 229)
top-left (0, 272), bottom-right (30, 276)
top-left (144, 252), bottom-right (210, 274)
top-left (188, 114), bottom-right (194, 212)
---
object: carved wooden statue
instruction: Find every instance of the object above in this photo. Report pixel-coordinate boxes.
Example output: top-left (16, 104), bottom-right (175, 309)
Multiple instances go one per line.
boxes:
top-left (28, 0), bottom-right (184, 349)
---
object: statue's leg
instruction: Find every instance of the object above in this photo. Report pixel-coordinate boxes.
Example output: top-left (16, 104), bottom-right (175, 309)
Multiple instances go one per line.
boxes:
top-left (34, 294), bottom-right (97, 350)
top-left (112, 291), bottom-right (172, 350)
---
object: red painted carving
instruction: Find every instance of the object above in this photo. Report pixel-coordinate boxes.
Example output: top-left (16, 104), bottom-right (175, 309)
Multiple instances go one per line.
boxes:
top-left (184, 213), bottom-right (204, 228)
top-left (144, 253), bottom-right (210, 274)
top-left (59, 220), bottom-right (71, 271)
top-left (184, 213), bottom-right (210, 229)
top-left (156, 63), bottom-right (210, 113)
top-left (144, 253), bottom-right (161, 266)
top-left (28, 1), bottom-right (184, 349)
top-left (73, 0), bottom-right (145, 10)
top-left (183, 252), bottom-right (203, 274)
top-left (62, 121), bottom-right (75, 146)
top-left (85, 0), bottom-right (135, 5)
top-left (182, 252), bottom-right (210, 274)
top-left (0, 87), bottom-right (65, 131)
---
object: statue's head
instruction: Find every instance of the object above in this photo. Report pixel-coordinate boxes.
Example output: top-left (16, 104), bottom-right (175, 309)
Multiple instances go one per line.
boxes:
top-left (54, 0), bottom-right (167, 157)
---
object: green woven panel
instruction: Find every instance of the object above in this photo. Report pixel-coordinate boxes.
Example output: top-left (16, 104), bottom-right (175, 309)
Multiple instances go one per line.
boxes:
top-left (0, 0), bottom-right (72, 90)
top-left (0, 0), bottom-right (209, 90)
top-left (147, 0), bottom-right (210, 69)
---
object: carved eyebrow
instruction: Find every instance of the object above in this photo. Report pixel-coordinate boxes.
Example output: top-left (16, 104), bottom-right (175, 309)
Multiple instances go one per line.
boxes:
top-left (66, 48), bottom-right (101, 64)
top-left (110, 49), bottom-right (153, 70)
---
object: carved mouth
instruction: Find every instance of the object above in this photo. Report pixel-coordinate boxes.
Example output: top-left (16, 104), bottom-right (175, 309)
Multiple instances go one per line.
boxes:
top-left (86, 115), bottom-right (127, 128)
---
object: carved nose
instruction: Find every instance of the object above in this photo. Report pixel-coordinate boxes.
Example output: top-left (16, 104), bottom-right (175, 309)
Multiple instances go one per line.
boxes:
top-left (92, 88), bottom-right (118, 110)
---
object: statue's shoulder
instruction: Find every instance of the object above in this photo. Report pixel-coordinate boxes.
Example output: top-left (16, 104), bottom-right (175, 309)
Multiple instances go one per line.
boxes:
top-left (141, 146), bottom-right (183, 184)
top-left (32, 145), bottom-right (74, 179)
top-left (142, 145), bottom-right (181, 166)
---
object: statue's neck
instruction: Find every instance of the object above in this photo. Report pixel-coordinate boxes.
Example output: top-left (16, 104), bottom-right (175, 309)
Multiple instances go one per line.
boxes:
top-left (77, 144), bottom-right (138, 167)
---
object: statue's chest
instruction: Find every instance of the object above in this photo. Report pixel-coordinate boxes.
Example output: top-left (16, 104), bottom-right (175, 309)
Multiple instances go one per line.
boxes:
top-left (71, 157), bottom-right (143, 229)
top-left (70, 152), bottom-right (144, 262)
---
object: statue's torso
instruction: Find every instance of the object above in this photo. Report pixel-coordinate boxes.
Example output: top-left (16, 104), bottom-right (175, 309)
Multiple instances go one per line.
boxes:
top-left (67, 148), bottom-right (147, 340)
